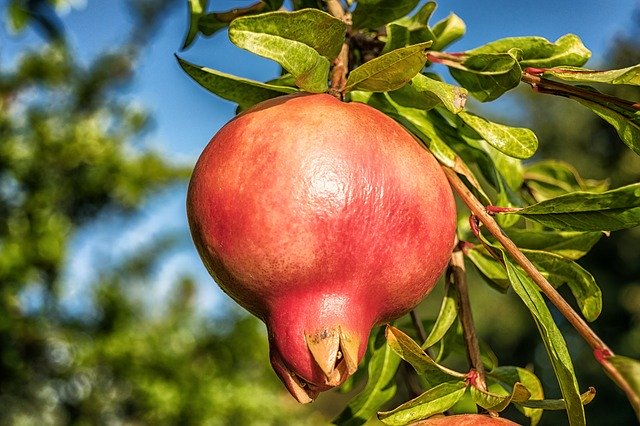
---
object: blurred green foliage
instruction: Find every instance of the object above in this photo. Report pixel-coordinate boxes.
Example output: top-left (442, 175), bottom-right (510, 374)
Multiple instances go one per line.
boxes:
top-left (0, 1), bottom-right (325, 424)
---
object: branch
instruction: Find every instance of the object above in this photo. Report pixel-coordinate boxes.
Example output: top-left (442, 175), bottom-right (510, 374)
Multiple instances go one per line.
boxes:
top-left (325, 0), bottom-right (350, 98)
top-left (442, 165), bottom-right (640, 412)
top-left (521, 70), bottom-right (640, 111)
top-left (449, 240), bottom-right (487, 392)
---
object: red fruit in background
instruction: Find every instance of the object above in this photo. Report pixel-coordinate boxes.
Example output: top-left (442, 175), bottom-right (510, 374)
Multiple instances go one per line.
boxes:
top-left (415, 414), bottom-right (521, 425)
top-left (187, 93), bottom-right (457, 402)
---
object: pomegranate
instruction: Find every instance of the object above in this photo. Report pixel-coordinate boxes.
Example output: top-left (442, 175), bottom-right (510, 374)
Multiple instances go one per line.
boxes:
top-left (414, 414), bottom-right (521, 425)
top-left (187, 93), bottom-right (456, 402)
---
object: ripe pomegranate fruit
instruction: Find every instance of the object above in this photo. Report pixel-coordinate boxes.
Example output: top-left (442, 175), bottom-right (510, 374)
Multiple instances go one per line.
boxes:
top-left (187, 93), bottom-right (456, 402)
top-left (415, 414), bottom-right (520, 425)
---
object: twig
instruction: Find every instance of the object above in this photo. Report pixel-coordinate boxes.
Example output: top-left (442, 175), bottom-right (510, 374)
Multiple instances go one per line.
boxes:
top-left (325, 0), bottom-right (350, 98)
top-left (449, 240), bottom-right (487, 391)
top-left (442, 165), bottom-right (640, 412)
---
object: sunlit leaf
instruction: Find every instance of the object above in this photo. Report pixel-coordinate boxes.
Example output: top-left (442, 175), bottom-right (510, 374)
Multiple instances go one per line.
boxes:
top-left (490, 366), bottom-right (545, 425)
top-left (504, 183), bottom-right (640, 231)
top-left (517, 387), bottom-right (596, 411)
top-left (458, 111), bottom-right (538, 159)
top-left (176, 57), bottom-right (296, 110)
top-left (468, 34), bottom-right (591, 68)
top-left (352, 0), bottom-right (421, 30)
top-left (385, 325), bottom-right (464, 381)
top-left (345, 42), bottom-right (432, 92)
top-left (523, 250), bottom-right (602, 322)
top-left (410, 73), bottom-right (467, 113)
top-left (332, 327), bottom-right (401, 426)
top-left (538, 65), bottom-right (640, 86)
top-left (471, 382), bottom-right (531, 412)
top-left (465, 246), bottom-right (510, 292)
top-left (607, 355), bottom-right (640, 419)
top-left (503, 257), bottom-right (586, 426)
top-left (448, 51), bottom-right (522, 101)
top-left (377, 381), bottom-right (467, 425)
top-left (423, 282), bottom-right (458, 349)
top-left (431, 13), bottom-right (466, 51)
top-left (228, 9), bottom-right (347, 92)
top-left (502, 229), bottom-right (602, 260)
top-left (197, 1), bottom-right (275, 37)
top-left (524, 159), bottom-right (609, 201)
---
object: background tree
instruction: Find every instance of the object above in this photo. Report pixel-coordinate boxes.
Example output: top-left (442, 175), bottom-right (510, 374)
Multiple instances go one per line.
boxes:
top-left (0, 1), bottom-right (324, 423)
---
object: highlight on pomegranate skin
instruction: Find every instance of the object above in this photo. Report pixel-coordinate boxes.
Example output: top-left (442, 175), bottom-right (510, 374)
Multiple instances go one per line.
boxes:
top-left (186, 93), bottom-right (457, 403)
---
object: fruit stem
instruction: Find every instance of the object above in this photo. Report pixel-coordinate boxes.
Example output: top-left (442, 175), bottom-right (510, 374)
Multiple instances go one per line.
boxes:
top-left (449, 239), bottom-right (487, 392)
top-left (442, 166), bottom-right (640, 413)
top-left (325, 0), bottom-right (350, 98)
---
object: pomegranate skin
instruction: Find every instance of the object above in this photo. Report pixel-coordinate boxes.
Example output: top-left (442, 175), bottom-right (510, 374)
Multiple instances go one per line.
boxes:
top-left (187, 93), bottom-right (456, 402)
top-left (414, 414), bottom-right (521, 425)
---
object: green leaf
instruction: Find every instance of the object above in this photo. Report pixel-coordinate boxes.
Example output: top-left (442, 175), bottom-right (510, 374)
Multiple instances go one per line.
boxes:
top-left (431, 13), bottom-right (466, 51)
top-left (332, 327), bottom-right (401, 426)
top-left (176, 56), bottom-right (296, 110)
top-left (377, 381), bottom-right (467, 425)
top-left (524, 160), bottom-right (609, 201)
top-left (468, 34), bottom-right (591, 68)
top-left (517, 387), bottom-right (596, 411)
top-left (458, 111), bottom-right (538, 159)
top-left (352, 0), bottom-right (421, 30)
top-left (385, 325), bottom-right (464, 381)
top-left (423, 282), bottom-right (458, 349)
top-left (538, 65), bottom-right (640, 86)
top-left (182, 0), bottom-right (207, 49)
top-left (383, 1), bottom-right (436, 49)
top-left (607, 355), bottom-right (640, 419)
top-left (7, 0), bottom-right (31, 34)
top-left (501, 229), bottom-right (602, 260)
top-left (490, 366), bottom-right (544, 425)
top-left (381, 23), bottom-right (412, 53)
top-left (228, 9), bottom-right (347, 93)
top-left (410, 73), bottom-right (468, 113)
top-left (465, 246), bottom-right (510, 291)
top-left (471, 382), bottom-right (531, 412)
top-left (523, 250), bottom-right (602, 322)
top-left (506, 183), bottom-right (640, 231)
top-left (448, 51), bottom-right (522, 102)
top-left (345, 42), bottom-right (432, 92)
top-left (503, 257), bottom-right (586, 426)
top-left (573, 97), bottom-right (640, 156)
top-left (197, 1), bottom-right (272, 37)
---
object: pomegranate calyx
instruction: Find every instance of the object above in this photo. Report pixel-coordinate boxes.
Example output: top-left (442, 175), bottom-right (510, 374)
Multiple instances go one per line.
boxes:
top-left (305, 325), bottom-right (361, 386)
top-left (270, 349), bottom-right (319, 404)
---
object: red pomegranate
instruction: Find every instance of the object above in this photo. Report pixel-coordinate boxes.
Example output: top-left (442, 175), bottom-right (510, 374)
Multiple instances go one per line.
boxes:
top-left (414, 414), bottom-right (521, 425)
top-left (187, 93), bottom-right (456, 402)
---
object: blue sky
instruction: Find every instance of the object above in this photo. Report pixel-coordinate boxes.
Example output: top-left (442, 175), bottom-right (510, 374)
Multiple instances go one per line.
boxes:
top-left (3, 0), bottom-right (638, 315)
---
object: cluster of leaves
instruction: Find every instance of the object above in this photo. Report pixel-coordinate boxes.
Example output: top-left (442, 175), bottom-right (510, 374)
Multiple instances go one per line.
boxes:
top-left (179, 0), bottom-right (640, 424)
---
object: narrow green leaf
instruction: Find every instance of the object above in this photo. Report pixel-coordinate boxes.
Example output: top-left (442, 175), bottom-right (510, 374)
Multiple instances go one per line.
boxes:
top-left (458, 111), bottom-right (538, 159)
top-left (7, 1), bottom-right (30, 34)
top-left (385, 325), bottom-right (464, 381)
top-left (573, 97), bottom-right (640, 155)
top-left (504, 257), bottom-right (586, 426)
top-left (385, 1), bottom-right (436, 48)
top-left (176, 56), bottom-right (296, 109)
top-left (465, 246), bottom-right (510, 291)
top-left (423, 283), bottom-right (458, 349)
top-left (468, 34), bottom-right (591, 68)
top-left (448, 51), bottom-right (522, 102)
top-left (228, 9), bottom-right (347, 92)
top-left (524, 250), bottom-right (602, 322)
top-left (345, 42), bottom-right (432, 92)
top-left (377, 381), bottom-right (467, 425)
top-left (607, 355), bottom-right (640, 419)
top-left (332, 327), bottom-right (401, 426)
top-left (502, 229), bottom-right (602, 260)
top-left (517, 387), bottom-right (596, 410)
top-left (525, 159), bottom-right (609, 201)
top-left (471, 382), bottom-right (531, 412)
top-left (508, 183), bottom-right (640, 232)
top-left (352, 0), bottom-right (421, 30)
top-left (197, 1), bottom-right (271, 36)
top-left (539, 65), bottom-right (640, 86)
top-left (490, 366), bottom-right (544, 425)
top-left (431, 13), bottom-right (466, 51)
top-left (381, 23), bottom-right (411, 54)
top-left (182, 0), bottom-right (208, 49)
